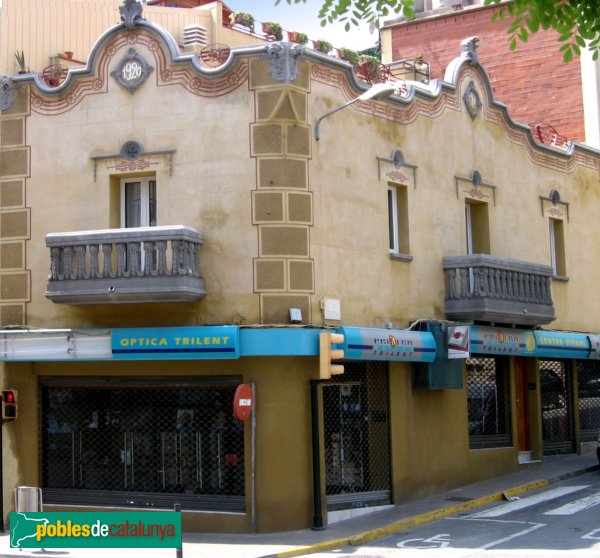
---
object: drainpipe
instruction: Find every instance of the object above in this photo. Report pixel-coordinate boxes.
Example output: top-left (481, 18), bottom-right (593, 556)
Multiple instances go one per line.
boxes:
top-left (310, 380), bottom-right (324, 530)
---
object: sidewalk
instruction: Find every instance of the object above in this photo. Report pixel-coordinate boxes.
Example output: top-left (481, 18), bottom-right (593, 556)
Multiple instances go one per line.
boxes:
top-left (1, 447), bottom-right (598, 558)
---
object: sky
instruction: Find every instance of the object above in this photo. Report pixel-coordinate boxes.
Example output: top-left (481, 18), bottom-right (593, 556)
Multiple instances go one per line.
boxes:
top-left (224, 0), bottom-right (378, 52)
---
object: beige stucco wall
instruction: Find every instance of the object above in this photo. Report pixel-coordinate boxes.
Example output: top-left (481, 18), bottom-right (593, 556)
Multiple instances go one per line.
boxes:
top-left (2, 1), bottom-right (600, 535)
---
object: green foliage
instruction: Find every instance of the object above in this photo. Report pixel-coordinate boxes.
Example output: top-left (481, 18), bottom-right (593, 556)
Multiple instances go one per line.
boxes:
top-left (276, 0), bottom-right (600, 63)
top-left (230, 12), bottom-right (255, 31)
top-left (275, 0), bottom-right (414, 31)
top-left (314, 39), bottom-right (334, 53)
top-left (14, 50), bottom-right (26, 71)
top-left (359, 45), bottom-right (380, 58)
top-left (485, 0), bottom-right (600, 62)
top-left (263, 21), bottom-right (283, 41)
top-left (294, 32), bottom-right (309, 44)
top-left (339, 47), bottom-right (360, 65)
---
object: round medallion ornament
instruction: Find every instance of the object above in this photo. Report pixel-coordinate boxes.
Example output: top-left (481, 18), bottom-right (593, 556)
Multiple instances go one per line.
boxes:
top-left (463, 80), bottom-right (482, 120)
top-left (111, 48), bottom-right (154, 94)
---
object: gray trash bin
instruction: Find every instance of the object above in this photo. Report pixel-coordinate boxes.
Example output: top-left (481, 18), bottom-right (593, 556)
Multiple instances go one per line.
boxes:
top-left (14, 486), bottom-right (43, 512)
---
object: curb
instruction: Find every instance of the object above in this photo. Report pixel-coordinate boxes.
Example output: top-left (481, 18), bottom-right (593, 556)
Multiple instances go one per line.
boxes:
top-left (264, 469), bottom-right (600, 558)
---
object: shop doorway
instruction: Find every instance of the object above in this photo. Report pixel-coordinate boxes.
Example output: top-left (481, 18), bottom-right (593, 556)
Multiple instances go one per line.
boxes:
top-left (540, 360), bottom-right (575, 454)
top-left (322, 362), bottom-right (391, 511)
top-left (514, 358), bottom-right (530, 453)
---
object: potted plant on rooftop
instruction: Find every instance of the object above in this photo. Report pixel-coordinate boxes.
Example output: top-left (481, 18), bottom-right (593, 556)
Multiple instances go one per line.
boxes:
top-left (357, 54), bottom-right (387, 84)
top-left (288, 31), bottom-right (308, 44)
top-left (229, 11), bottom-right (254, 32)
top-left (262, 21), bottom-right (283, 41)
top-left (338, 47), bottom-right (360, 66)
top-left (313, 39), bottom-right (333, 54)
top-left (14, 50), bottom-right (28, 73)
top-left (413, 53), bottom-right (429, 82)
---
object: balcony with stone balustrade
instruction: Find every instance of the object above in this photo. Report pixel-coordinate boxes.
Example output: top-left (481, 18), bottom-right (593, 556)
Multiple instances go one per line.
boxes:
top-left (45, 225), bottom-right (205, 304)
top-left (443, 254), bottom-right (555, 326)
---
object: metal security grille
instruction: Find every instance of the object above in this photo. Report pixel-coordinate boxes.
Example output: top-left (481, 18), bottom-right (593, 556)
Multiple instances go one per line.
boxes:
top-left (322, 362), bottom-right (391, 511)
top-left (577, 360), bottom-right (600, 441)
top-left (40, 377), bottom-right (245, 512)
top-left (467, 357), bottom-right (511, 449)
top-left (540, 360), bottom-right (574, 454)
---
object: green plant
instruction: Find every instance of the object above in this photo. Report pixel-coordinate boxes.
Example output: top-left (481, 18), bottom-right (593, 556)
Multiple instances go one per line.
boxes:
top-left (294, 32), bottom-right (309, 44)
top-left (339, 47), bottom-right (359, 66)
top-left (314, 39), bottom-right (333, 53)
top-left (14, 50), bottom-right (26, 72)
top-left (230, 11), bottom-right (254, 31)
top-left (358, 54), bottom-right (386, 83)
top-left (263, 21), bottom-right (283, 41)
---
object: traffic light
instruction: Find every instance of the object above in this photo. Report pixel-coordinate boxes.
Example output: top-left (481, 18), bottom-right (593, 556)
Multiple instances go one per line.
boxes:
top-left (2, 389), bottom-right (18, 420)
top-left (319, 332), bottom-right (345, 379)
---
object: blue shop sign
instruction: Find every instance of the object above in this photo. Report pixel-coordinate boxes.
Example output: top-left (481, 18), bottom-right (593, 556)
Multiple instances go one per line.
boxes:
top-left (112, 326), bottom-right (240, 359)
top-left (533, 330), bottom-right (590, 359)
top-left (340, 326), bottom-right (436, 362)
top-left (589, 335), bottom-right (600, 359)
top-left (470, 325), bottom-right (536, 356)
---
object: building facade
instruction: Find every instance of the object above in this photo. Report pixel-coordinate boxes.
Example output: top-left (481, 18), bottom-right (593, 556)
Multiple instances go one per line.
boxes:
top-left (1, 0), bottom-right (600, 534)
top-left (380, 0), bottom-right (600, 148)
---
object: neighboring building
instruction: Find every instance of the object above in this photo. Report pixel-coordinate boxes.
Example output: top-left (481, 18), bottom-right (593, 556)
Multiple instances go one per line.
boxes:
top-left (380, 0), bottom-right (600, 147)
top-left (2, 0), bottom-right (600, 535)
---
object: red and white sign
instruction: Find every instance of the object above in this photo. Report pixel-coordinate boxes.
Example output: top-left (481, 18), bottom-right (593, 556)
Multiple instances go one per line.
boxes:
top-left (448, 325), bottom-right (470, 359)
top-left (233, 383), bottom-right (254, 421)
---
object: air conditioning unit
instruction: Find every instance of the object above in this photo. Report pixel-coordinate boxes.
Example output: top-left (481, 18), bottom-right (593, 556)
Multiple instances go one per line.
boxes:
top-left (182, 24), bottom-right (208, 48)
top-left (412, 322), bottom-right (464, 390)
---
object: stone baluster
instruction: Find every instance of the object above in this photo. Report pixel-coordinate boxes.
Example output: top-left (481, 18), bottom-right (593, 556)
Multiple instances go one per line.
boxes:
top-left (102, 244), bottom-right (115, 278)
top-left (157, 240), bottom-right (168, 276)
top-left (49, 247), bottom-right (61, 280)
top-left (445, 268), bottom-right (457, 300)
top-left (74, 246), bottom-right (87, 279)
top-left (61, 247), bottom-right (74, 280)
top-left (459, 268), bottom-right (470, 298)
top-left (143, 241), bottom-right (156, 276)
top-left (190, 242), bottom-right (200, 277)
top-left (116, 243), bottom-right (127, 277)
top-left (171, 240), bottom-right (180, 276)
top-left (89, 245), bottom-right (100, 279)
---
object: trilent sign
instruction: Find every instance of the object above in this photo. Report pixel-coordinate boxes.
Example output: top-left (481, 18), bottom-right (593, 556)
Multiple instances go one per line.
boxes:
top-left (340, 327), bottom-right (436, 362)
top-left (111, 326), bottom-right (240, 360)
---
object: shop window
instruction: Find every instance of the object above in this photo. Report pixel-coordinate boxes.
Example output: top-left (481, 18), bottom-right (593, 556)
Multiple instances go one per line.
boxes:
top-left (40, 377), bottom-right (245, 512)
top-left (388, 183), bottom-right (410, 257)
top-left (549, 218), bottom-right (566, 277)
top-left (467, 357), bottom-right (511, 449)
